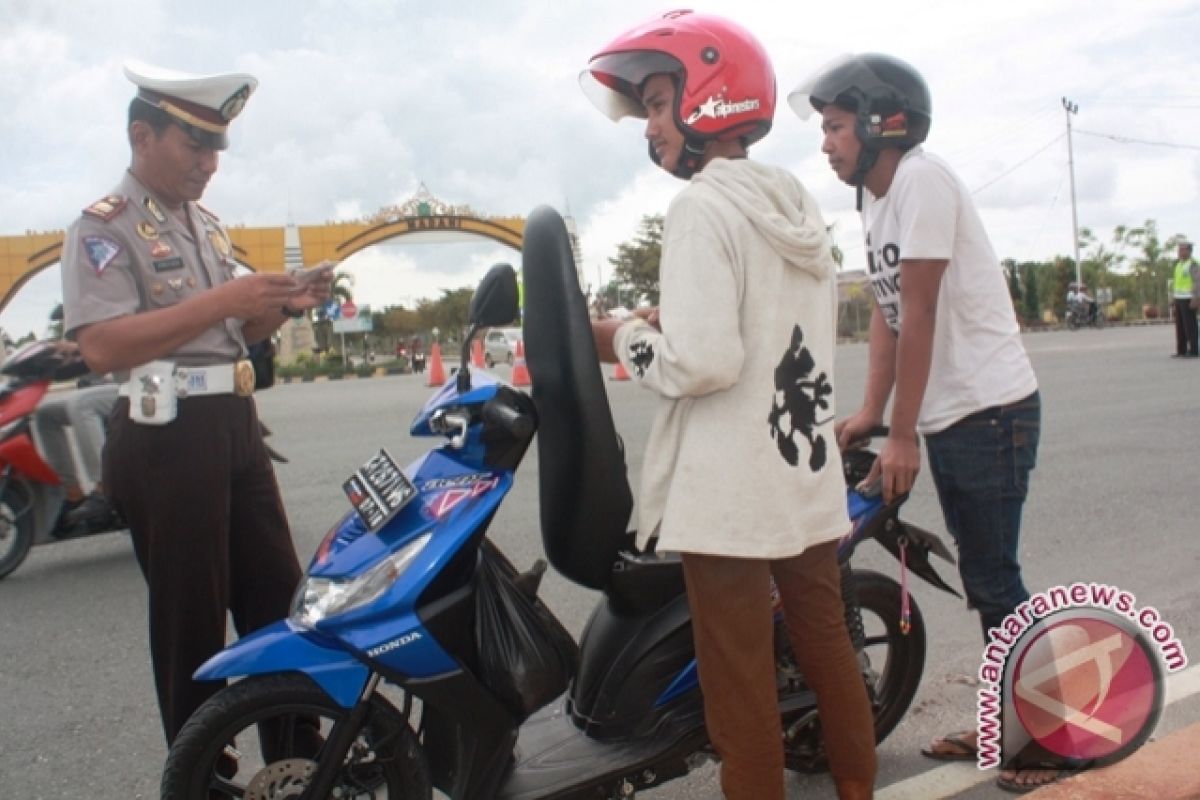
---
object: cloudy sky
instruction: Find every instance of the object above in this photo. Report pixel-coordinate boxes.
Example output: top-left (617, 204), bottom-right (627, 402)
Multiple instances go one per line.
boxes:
top-left (3, 0), bottom-right (1198, 340)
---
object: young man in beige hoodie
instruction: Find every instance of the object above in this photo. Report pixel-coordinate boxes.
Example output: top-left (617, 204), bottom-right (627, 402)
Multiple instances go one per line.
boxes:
top-left (582, 11), bottom-right (876, 800)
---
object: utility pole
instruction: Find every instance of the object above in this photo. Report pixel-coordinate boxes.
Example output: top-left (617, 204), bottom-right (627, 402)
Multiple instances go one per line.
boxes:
top-left (1063, 97), bottom-right (1082, 287)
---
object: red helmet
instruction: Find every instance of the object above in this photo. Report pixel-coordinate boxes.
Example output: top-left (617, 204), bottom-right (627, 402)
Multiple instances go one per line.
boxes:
top-left (581, 10), bottom-right (776, 176)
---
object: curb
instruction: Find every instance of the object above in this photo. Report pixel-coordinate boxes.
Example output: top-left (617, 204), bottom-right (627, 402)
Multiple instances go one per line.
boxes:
top-left (1027, 722), bottom-right (1200, 798)
top-left (277, 369), bottom-right (408, 384)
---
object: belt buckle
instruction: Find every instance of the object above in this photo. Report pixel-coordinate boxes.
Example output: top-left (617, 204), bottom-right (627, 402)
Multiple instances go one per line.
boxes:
top-left (234, 360), bottom-right (256, 397)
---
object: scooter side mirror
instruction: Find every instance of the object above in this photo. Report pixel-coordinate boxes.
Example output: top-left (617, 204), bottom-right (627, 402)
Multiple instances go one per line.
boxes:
top-left (469, 263), bottom-right (520, 328)
top-left (459, 264), bottom-right (521, 392)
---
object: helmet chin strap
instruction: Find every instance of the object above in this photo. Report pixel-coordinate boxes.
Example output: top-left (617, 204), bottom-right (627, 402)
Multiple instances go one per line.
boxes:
top-left (647, 135), bottom-right (709, 180)
top-left (850, 147), bottom-right (880, 211)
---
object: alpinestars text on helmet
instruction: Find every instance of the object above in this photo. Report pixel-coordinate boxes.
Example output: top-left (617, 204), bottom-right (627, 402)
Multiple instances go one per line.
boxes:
top-left (686, 94), bottom-right (761, 125)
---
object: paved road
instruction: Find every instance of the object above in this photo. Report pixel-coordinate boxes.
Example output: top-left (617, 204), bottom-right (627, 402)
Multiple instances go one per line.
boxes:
top-left (1, 324), bottom-right (1197, 799)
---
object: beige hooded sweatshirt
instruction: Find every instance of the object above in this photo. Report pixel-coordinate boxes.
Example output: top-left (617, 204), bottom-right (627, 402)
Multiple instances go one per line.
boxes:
top-left (614, 158), bottom-right (848, 558)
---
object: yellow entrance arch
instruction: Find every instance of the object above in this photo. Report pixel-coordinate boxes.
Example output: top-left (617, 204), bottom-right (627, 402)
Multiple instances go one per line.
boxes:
top-left (0, 187), bottom-right (530, 314)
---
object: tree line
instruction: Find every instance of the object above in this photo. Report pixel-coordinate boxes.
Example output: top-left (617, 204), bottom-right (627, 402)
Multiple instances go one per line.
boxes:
top-left (1005, 220), bottom-right (1186, 324)
top-left (311, 276), bottom-right (478, 354)
top-left (601, 215), bottom-right (1189, 328)
top-left (10, 216), bottom-right (1180, 353)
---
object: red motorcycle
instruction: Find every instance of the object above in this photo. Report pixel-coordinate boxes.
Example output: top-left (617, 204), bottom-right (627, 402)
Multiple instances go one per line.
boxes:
top-left (0, 341), bottom-right (127, 579)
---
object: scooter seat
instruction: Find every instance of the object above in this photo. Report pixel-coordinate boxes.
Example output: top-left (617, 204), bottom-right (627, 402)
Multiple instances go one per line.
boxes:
top-left (605, 548), bottom-right (686, 617)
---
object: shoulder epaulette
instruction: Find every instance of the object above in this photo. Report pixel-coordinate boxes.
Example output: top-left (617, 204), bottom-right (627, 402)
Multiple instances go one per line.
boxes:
top-left (82, 194), bottom-right (128, 221)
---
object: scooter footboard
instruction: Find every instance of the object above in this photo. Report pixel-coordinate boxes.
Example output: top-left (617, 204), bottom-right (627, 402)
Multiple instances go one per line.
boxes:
top-left (193, 620), bottom-right (370, 708)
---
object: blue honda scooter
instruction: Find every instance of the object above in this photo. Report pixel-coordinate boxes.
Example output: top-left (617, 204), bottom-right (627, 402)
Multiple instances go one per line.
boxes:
top-left (161, 206), bottom-right (959, 800)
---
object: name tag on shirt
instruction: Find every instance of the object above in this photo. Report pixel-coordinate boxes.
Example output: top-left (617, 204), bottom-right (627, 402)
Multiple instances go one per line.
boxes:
top-left (153, 257), bottom-right (184, 272)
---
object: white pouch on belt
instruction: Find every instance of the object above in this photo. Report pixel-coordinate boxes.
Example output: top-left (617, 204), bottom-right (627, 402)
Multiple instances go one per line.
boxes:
top-left (127, 360), bottom-right (178, 425)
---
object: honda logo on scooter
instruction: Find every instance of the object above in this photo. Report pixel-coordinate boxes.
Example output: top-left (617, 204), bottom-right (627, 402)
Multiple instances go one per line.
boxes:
top-left (367, 630), bottom-right (424, 658)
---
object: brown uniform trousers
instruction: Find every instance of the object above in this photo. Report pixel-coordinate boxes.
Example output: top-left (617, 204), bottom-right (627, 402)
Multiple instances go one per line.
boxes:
top-left (682, 540), bottom-right (878, 799)
top-left (105, 394), bottom-right (302, 744)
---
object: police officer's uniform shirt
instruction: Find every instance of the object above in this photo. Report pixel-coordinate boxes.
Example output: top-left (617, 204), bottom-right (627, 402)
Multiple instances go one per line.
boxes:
top-left (861, 146), bottom-right (1038, 435)
top-left (62, 170), bottom-right (247, 370)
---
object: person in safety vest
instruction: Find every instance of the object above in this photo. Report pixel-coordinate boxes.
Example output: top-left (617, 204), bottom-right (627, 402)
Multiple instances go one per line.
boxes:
top-left (1170, 241), bottom-right (1199, 358)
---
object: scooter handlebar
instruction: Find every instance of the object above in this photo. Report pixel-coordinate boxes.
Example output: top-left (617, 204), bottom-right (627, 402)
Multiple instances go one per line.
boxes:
top-left (482, 396), bottom-right (534, 439)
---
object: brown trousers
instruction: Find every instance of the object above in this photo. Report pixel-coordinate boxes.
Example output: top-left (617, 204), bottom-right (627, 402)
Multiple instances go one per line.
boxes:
top-left (105, 395), bottom-right (302, 744)
top-left (682, 541), bottom-right (877, 799)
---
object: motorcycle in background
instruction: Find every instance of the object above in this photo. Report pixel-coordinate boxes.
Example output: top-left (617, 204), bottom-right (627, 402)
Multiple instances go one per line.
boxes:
top-left (161, 207), bottom-right (961, 799)
top-left (1065, 298), bottom-right (1105, 329)
top-left (0, 341), bottom-right (127, 578)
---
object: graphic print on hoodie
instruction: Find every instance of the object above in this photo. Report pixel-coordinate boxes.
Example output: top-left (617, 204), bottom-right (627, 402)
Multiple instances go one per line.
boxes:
top-left (768, 324), bottom-right (833, 471)
top-left (630, 340), bottom-right (655, 377)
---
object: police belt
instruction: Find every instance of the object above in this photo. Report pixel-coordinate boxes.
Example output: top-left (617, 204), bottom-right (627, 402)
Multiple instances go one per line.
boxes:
top-left (118, 360), bottom-right (256, 399)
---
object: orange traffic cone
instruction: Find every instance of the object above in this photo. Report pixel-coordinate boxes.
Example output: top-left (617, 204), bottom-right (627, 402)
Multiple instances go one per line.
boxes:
top-left (426, 342), bottom-right (446, 386)
top-left (471, 339), bottom-right (485, 368)
top-left (510, 339), bottom-right (531, 387)
top-left (611, 360), bottom-right (631, 381)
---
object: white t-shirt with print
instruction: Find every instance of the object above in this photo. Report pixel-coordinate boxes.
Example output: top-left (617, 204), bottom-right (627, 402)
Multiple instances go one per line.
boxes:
top-left (861, 147), bottom-right (1038, 434)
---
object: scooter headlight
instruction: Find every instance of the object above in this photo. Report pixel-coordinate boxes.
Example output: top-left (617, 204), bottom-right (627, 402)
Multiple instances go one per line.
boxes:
top-left (291, 532), bottom-right (432, 627)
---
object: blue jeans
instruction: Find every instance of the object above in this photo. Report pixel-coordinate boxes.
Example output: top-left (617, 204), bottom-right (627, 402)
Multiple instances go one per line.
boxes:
top-left (924, 391), bottom-right (1040, 642)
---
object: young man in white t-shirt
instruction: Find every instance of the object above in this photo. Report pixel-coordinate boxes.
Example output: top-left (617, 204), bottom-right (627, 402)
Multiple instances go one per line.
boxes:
top-left (790, 55), bottom-right (1058, 794)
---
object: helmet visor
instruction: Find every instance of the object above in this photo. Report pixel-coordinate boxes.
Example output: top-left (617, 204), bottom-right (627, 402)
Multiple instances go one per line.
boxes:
top-left (787, 54), bottom-right (863, 119)
top-left (580, 51), bottom-right (684, 122)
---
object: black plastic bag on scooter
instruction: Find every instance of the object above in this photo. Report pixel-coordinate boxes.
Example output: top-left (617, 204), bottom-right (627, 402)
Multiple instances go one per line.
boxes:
top-left (474, 543), bottom-right (578, 720)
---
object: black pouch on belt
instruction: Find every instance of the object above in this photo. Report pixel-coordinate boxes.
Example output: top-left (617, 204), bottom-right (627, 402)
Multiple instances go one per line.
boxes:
top-left (248, 339), bottom-right (276, 390)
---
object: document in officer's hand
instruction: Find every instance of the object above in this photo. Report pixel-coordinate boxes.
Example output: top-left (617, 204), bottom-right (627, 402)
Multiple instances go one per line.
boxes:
top-left (289, 262), bottom-right (336, 286)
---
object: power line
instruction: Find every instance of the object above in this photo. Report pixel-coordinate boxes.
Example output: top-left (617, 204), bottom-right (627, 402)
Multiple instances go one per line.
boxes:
top-left (971, 133), bottom-right (1066, 195)
top-left (1029, 171), bottom-right (1067, 257)
top-left (1072, 99), bottom-right (1200, 110)
top-left (1074, 129), bottom-right (1200, 151)
top-left (940, 104), bottom-right (1059, 168)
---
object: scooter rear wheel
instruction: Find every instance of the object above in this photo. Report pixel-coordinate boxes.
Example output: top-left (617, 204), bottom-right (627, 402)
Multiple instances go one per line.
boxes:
top-left (0, 483), bottom-right (34, 579)
top-left (781, 569), bottom-right (926, 772)
top-left (162, 672), bottom-right (431, 799)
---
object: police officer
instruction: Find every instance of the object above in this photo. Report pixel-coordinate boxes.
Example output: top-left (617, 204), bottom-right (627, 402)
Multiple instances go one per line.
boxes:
top-left (61, 60), bottom-right (333, 745)
top-left (1170, 241), bottom-right (1199, 358)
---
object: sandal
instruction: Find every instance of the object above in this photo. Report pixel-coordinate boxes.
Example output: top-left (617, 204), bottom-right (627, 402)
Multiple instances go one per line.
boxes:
top-left (996, 761), bottom-right (1087, 794)
top-left (919, 730), bottom-right (978, 762)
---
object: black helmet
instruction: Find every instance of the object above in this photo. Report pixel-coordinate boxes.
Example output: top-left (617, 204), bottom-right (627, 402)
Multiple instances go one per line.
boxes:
top-left (789, 54), bottom-right (931, 191)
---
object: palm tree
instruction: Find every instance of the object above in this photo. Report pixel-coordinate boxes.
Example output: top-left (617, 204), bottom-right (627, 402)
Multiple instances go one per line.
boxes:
top-left (48, 303), bottom-right (65, 340)
top-left (1120, 220), bottom-right (1184, 313)
top-left (313, 271), bottom-right (355, 353)
top-left (331, 271), bottom-right (354, 304)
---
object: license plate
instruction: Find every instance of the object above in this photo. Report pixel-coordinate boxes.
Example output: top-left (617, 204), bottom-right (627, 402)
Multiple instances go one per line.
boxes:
top-left (343, 448), bottom-right (418, 531)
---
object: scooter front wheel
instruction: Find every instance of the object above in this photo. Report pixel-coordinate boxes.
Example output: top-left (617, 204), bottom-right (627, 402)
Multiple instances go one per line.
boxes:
top-left (162, 672), bottom-right (432, 799)
top-left (0, 483), bottom-right (34, 579)
top-left (851, 569), bottom-right (927, 740)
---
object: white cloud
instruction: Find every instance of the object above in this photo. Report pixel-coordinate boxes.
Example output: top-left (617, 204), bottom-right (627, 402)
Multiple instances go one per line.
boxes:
top-left (3, 0), bottom-right (1200, 340)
